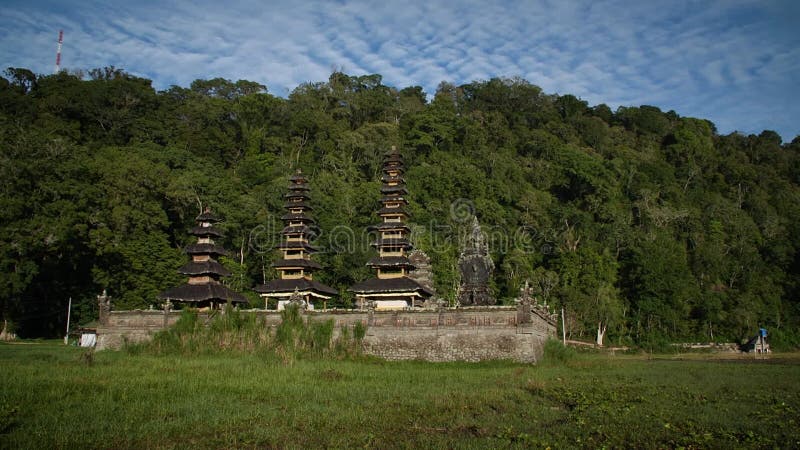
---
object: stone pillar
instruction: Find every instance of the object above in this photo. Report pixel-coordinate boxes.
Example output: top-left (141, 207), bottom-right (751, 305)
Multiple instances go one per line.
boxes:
top-left (517, 303), bottom-right (531, 325)
top-left (162, 299), bottom-right (172, 328)
top-left (367, 300), bottom-right (376, 327)
top-left (516, 281), bottom-right (533, 325)
top-left (97, 290), bottom-right (111, 326)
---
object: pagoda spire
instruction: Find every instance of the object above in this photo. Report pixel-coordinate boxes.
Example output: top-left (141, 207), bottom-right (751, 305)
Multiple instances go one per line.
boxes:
top-left (158, 207), bottom-right (247, 308)
top-left (350, 146), bottom-right (433, 308)
top-left (255, 169), bottom-right (336, 308)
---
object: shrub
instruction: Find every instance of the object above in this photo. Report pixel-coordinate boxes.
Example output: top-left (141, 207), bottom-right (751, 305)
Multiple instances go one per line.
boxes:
top-left (172, 309), bottom-right (199, 335)
top-left (274, 304), bottom-right (304, 350)
top-left (768, 328), bottom-right (800, 351)
top-left (353, 320), bottom-right (366, 342)
top-left (309, 320), bottom-right (334, 356)
top-left (637, 332), bottom-right (678, 354)
top-left (542, 339), bottom-right (576, 364)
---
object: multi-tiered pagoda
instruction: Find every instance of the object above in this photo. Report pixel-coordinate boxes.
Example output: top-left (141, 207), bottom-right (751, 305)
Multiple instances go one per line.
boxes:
top-left (158, 208), bottom-right (247, 308)
top-left (255, 169), bottom-right (336, 308)
top-left (350, 146), bottom-right (433, 308)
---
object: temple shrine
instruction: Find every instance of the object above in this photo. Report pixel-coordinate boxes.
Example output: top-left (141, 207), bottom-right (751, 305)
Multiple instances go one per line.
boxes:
top-left (255, 169), bottom-right (336, 308)
top-left (158, 208), bottom-right (247, 308)
top-left (457, 216), bottom-right (496, 305)
top-left (350, 146), bottom-right (433, 308)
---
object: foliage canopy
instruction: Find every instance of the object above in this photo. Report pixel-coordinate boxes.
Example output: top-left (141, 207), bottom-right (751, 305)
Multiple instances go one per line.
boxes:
top-left (1, 68), bottom-right (798, 346)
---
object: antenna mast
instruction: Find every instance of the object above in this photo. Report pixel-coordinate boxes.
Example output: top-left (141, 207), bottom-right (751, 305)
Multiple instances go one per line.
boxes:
top-left (55, 30), bottom-right (63, 74)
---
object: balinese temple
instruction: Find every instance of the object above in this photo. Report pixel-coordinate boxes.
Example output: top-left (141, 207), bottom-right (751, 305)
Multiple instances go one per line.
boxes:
top-left (158, 208), bottom-right (247, 308)
top-left (255, 169), bottom-right (336, 308)
top-left (456, 216), bottom-right (496, 306)
top-left (350, 146), bottom-right (433, 308)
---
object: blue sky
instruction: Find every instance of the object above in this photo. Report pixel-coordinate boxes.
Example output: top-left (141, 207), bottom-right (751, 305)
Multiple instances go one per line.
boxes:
top-left (1, 0), bottom-right (798, 141)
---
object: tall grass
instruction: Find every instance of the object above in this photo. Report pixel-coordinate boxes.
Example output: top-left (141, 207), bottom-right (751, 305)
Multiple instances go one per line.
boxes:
top-left (131, 304), bottom-right (364, 360)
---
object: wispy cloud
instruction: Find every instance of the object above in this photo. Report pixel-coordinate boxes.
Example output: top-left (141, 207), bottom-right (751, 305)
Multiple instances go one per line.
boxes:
top-left (1, 0), bottom-right (798, 140)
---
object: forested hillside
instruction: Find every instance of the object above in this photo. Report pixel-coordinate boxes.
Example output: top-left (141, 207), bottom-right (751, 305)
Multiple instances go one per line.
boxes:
top-left (2, 67), bottom-right (798, 347)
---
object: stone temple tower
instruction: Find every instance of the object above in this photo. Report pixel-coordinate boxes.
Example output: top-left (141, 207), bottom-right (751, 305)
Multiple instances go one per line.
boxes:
top-left (457, 216), bottom-right (495, 306)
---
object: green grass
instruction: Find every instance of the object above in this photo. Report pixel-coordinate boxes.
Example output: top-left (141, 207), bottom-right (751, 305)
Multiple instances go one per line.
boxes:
top-left (1, 342), bottom-right (799, 449)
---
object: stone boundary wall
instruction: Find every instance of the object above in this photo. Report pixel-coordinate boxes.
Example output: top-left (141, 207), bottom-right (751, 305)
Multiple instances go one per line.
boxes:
top-left (96, 306), bottom-right (557, 363)
top-left (672, 342), bottom-right (741, 352)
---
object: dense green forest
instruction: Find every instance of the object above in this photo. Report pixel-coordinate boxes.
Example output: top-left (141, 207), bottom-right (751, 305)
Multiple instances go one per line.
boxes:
top-left (1, 67), bottom-right (798, 347)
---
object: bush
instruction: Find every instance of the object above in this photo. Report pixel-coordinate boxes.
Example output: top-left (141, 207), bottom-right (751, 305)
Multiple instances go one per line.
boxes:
top-left (542, 339), bottom-right (576, 364)
top-left (145, 309), bottom-right (201, 355)
top-left (638, 333), bottom-right (678, 354)
top-left (172, 309), bottom-right (199, 335)
top-left (768, 328), bottom-right (800, 351)
top-left (309, 320), bottom-right (334, 356)
top-left (353, 320), bottom-right (366, 342)
top-left (274, 304), bottom-right (303, 350)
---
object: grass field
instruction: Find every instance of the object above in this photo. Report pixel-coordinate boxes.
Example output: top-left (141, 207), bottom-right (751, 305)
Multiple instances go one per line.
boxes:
top-left (0, 342), bottom-right (798, 449)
